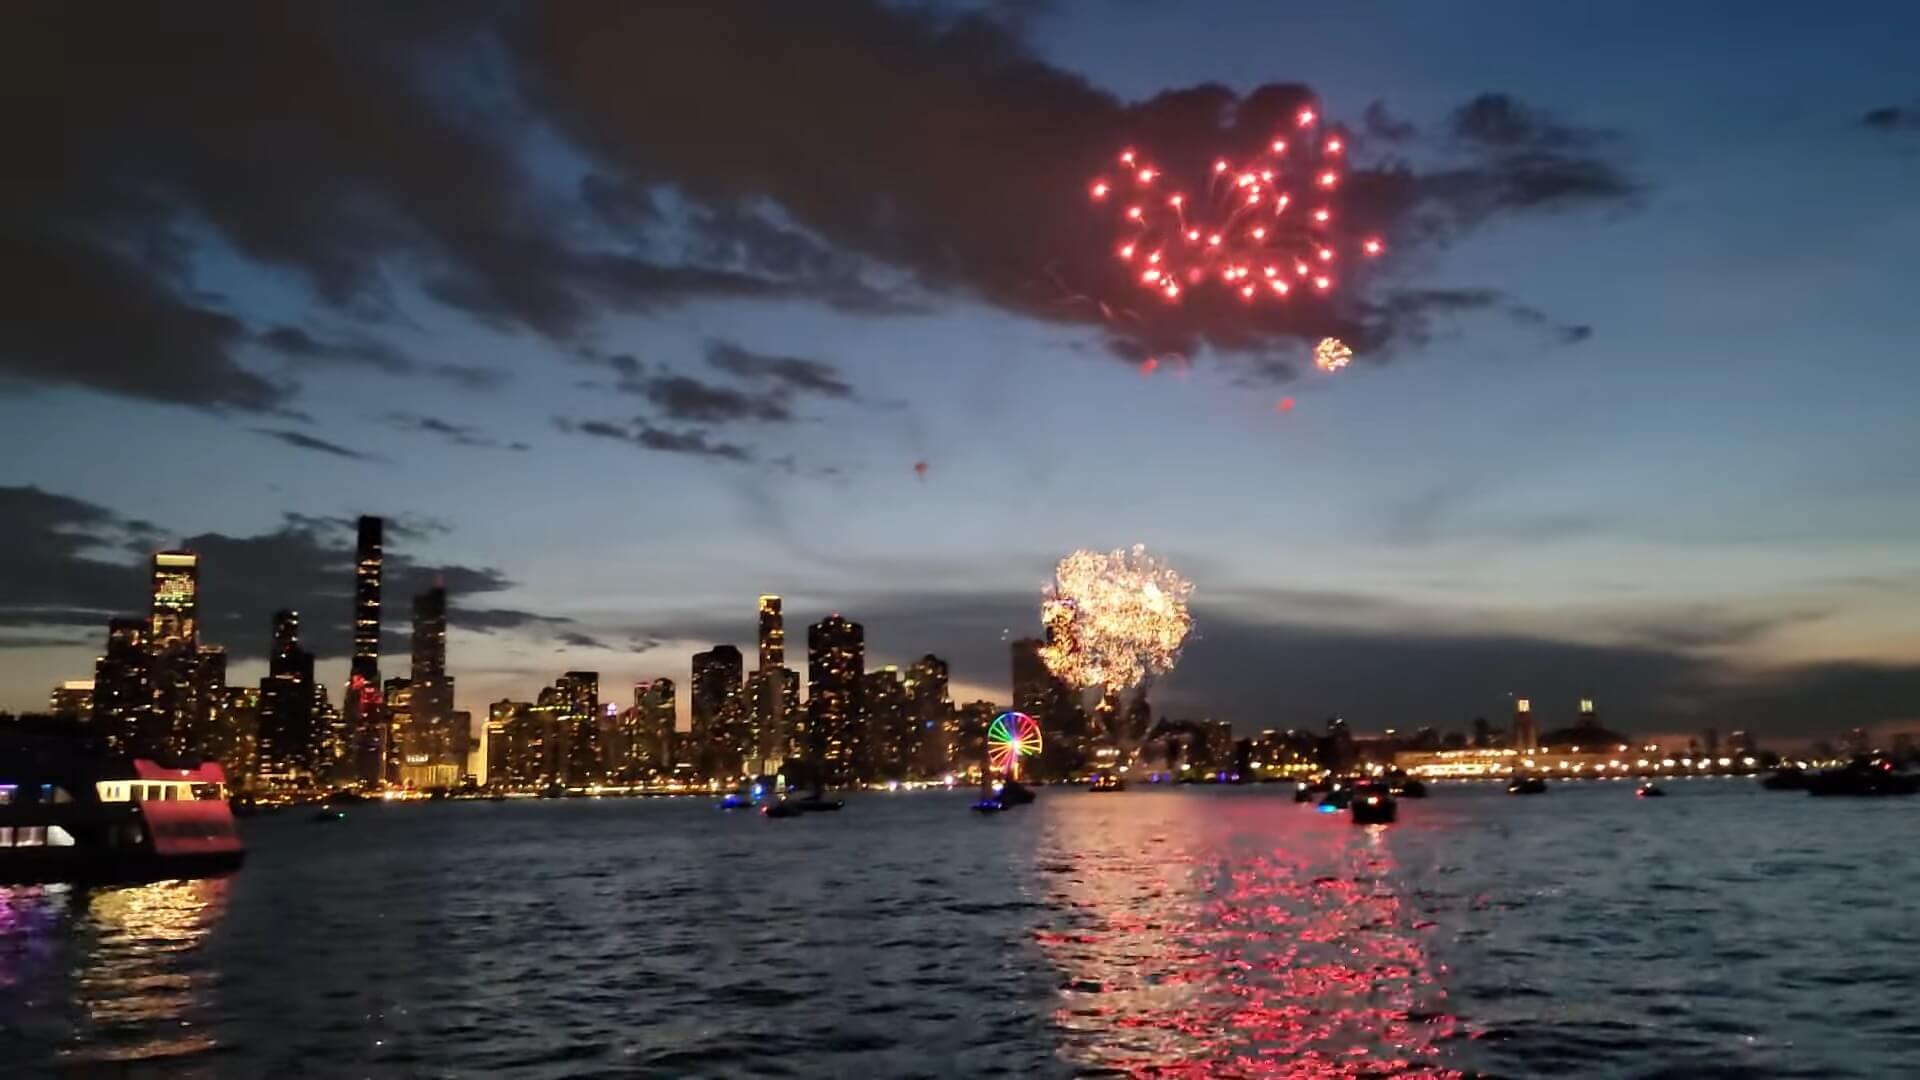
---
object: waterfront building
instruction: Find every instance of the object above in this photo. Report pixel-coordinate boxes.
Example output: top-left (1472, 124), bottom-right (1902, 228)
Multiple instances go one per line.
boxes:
top-left (557, 671), bottom-right (600, 785)
top-left (1511, 697), bottom-right (1539, 751)
top-left (92, 617), bottom-right (152, 756)
top-left (904, 654), bottom-right (951, 777)
top-left (863, 665), bottom-right (913, 780)
top-left (808, 614), bottom-right (865, 782)
top-left (49, 680), bottom-right (93, 721)
top-left (346, 515), bottom-right (386, 785)
top-left (691, 645), bottom-right (743, 778)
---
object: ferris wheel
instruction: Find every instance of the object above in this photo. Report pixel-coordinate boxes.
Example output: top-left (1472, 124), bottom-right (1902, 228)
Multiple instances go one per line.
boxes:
top-left (987, 711), bottom-right (1044, 777)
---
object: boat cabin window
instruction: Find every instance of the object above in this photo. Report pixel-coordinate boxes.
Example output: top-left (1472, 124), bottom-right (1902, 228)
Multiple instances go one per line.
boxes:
top-left (0, 826), bottom-right (48, 847)
top-left (0, 784), bottom-right (13, 806)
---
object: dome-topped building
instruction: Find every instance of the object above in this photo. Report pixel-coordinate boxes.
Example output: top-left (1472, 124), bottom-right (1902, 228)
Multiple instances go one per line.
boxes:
top-left (1538, 698), bottom-right (1632, 752)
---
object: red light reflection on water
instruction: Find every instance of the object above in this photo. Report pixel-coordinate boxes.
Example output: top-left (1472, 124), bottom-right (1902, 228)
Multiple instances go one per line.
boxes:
top-left (1038, 798), bottom-right (1460, 1076)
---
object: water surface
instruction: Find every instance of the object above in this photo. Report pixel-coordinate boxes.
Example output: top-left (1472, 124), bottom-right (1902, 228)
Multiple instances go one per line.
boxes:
top-left (3, 781), bottom-right (1917, 1077)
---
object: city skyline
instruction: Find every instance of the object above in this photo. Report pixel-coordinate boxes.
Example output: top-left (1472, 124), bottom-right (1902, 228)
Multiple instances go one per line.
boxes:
top-left (5, 3), bottom-right (1920, 742)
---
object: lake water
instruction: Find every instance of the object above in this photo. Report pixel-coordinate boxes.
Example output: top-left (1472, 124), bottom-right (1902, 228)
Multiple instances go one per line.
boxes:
top-left (3, 781), bottom-right (1918, 1077)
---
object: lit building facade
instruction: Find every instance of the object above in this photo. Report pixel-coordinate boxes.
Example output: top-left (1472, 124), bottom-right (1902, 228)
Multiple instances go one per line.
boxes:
top-left (863, 666), bottom-right (913, 780)
top-left (49, 680), bottom-right (94, 720)
top-left (92, 617), bottom-right (152, 757)
top-left (691, 644), bottom-right (743, 778)
top-left (807, 615), bottom-right (865, 783)
top-left (624, 679), bottom-right (675, 776)
top-left (904, 654), bottom-right (951, 777)
top-left (149, 551), bottom-right (199, 647)
top-left (409, 586), bottom-right (462, 778)
top-left (556, 671), bottom-right (600, 785)
top-left (258, 609), bottom-right (321, 785)
top-left (347, 515), bottom-right (386, 786)
top-left (1012, 637), bottom-right (1084, 779)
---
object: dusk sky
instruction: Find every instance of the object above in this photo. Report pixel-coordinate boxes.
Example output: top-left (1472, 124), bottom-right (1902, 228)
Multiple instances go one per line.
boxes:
top-left (5, 1), bottom-right (1919, 743)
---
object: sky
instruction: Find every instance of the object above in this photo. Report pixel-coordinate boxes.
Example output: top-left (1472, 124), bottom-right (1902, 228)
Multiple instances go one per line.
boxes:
top-left (4, 1), bottom-right (1919, 744)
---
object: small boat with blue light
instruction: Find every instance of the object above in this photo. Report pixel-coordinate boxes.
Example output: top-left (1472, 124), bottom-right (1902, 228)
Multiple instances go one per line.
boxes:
top-left (1508, 775), bottom-right (1548, 795)
top-left (1089, 771), bottom-right (1125, 792)
top-left (1635, 780), bottom-right (1666, 798)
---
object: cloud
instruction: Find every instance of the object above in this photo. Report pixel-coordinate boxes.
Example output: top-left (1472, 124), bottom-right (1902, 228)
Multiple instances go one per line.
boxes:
top-left (557, 630), bottom-right (609, 650)
top-left (261, 325), bottom-right (412, 374)
top-left (251, 428), bottom-right (383, 462)
top-left (430, 363), bottom-right (510, 391)
top-left (705, 341), bottom-right (856, 399)
top-left (3, 2), bottom-right (1643, 411)
top-left (556, 417), bottom-right (752, 461)
top-left (384, 412), bottom-right (528, 450)
top-left (0, 488), bottom-right (566, 663)
top-left (1863, 105), bottom-right (1920, 132)
top-left (635, 373), bottom-right (792, 423)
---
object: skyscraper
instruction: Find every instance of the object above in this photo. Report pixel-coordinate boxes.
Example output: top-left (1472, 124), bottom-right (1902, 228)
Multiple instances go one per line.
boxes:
top-left (905, 654), bottom-right (952, 777)
top-left (410, 585), bottom-right (460, 778)
top-left (691, 644), bottom-right (743, 778)
top-left (863, 665), bottom-right (913, 780)
top-left (1012, 637), bottom-right (1083, 779)
top-left (146, 550), bottom-right (204, 755)
top-left (556, 671), bottom-right (600, 785)
top-left (149, 551), bottom-right (199, 647)
top-left (353, 516), bottom-right (382, 680)
top-left (807, 614), bottom-right (865, 783)
top-left (758, 595), bottom-right (784, 670)
top-left (347, 515), bottom-right (385, 785)
top-left (92, 617), bottom-right (152, 756)
top-left (1511, 698), bottom-right (1537, 751)
top-left (485, 699), bottom-right (529, 786)
top-left (258, 609), bottom-right (320, 784)
top-left (625, 679), bottom-right (675, 776)
top-left (753, 596), bottom-right (794, 773)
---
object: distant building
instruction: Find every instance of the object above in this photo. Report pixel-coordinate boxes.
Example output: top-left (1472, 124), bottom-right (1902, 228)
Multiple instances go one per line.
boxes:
top-left (49, 680), bottom-right (94, 721)
top-left (223, 685), bottom-right (261, 787)
top-left (258, 609), bottom-right (320, 785)
top-left (758, 595), bottom-right (784, 670)
top-left (557, 671), bottom-right (600, 785)
top-left (409, 586), bottom-right (463, 779)
top-left (346, 515), bottom-right (385, 786)
top-left (1537, 698), bottom-right (1631, 753)
top-left (149, 550), bottom-right (199, 648)
top-left (1510, 698), bottom-right (1538, 751)
top-left (952, 700), bottom-right (999, 779)
top-left (904, 654), bottom-right (951, 777)
top-left (92, 617), bottom-right (152, 756)
top-left (485, 699), bottom-right (529, 786)
top-left (754, 596), bottom-right (792, 772)
top-left (1012, 637), bottom-right (1084, 779)
top-left (808, 615), bottom-right (865, 782)
top-left (691, 645), bottom-right (743, 778)
top-left (624, 679), bottom-right (675, 777)
top-left (863, 666), bottom-right (912, 780)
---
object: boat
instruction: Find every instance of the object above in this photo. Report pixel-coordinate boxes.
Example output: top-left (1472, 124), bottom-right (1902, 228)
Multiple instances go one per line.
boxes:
top-left (1293, 780), bottom-right (1315, 803)
top-left (309, 807), bottom-right (348, 823)
top-left (970, 796), bottom-right (1011, 814)
top-left (1760, 767), bottom-right (1808, 791)
top-left (1350, 782), bottom-right (1397, 824)
top-left (0, 736), bottom-right (245, 885)
top-left (717, 792), bottom-right (752, 810)
top-left (1805, 756), bottom-right (1920, 797)
top-left (762, 800), bottom-right (804, 818)
top-left (1386, 771), bottom-right (1428, 798)
top-left (1089, 771), bottom-right (1125, 792)
top-left (1635, 781), bottom-right (1666, 798)
top-left (793, 794), bottom-right (844, 813)
top-left (998, 779), bottom-right (1036, 805)
top-left (1317, 786), bottom-right (1352, 811)
top-left (1507, 775), bottom-right (1549, 795)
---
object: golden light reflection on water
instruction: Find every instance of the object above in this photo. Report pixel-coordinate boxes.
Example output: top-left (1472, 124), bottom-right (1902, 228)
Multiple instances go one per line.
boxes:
top-left (67, 879), bottom-right (230, 1064)
top-left (1038, 797), bottom-right (1459, 1077)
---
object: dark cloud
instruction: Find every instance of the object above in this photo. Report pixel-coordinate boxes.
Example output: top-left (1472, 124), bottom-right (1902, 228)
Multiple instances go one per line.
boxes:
top-left (1, 1), bottom-right (1643, 412)
top-left (430, 364), bottom-right (510, 391)
top-left (557, 630), bottom-right (609, 650)
top-left (261, 325), bottom-right (411, 374)
top-left (0, 488), bottom-right (570, 664)
top-left (706, 341), bottom-right (856, 399)
top-left (384, 412), bottom-right (527, 450)
top-left (636, 373), bottom-right (792, 424)
top-left (1863, 105), bottom-right (1920, 132)
top-left (251, 428), bottom-right (383, 462)
top-left (1363, 101), bottom-right (1417, 142)
top-left (556, 417), bottom-right (752, 462)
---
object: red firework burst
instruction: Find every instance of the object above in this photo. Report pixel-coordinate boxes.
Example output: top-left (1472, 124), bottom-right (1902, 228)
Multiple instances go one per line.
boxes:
top-left (1088, 106), bottom-right (1384, 308)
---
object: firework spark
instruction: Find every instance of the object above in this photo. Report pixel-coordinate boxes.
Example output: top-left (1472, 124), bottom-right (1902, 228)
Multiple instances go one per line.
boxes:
top-left (1089, 108), bottom-right (1384, 308)
top-left (1314, 336), bottom-right (1353, 372)
top-left (1039, 545), bottom-right (1194, 693)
